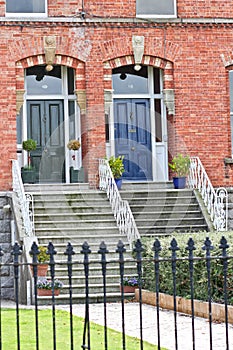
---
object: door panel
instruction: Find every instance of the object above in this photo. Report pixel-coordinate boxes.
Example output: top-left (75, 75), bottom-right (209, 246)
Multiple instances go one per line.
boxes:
top-left (27, 100), bottom-right (65, 183)
top-left (114, 99), bottom-right (152, 180)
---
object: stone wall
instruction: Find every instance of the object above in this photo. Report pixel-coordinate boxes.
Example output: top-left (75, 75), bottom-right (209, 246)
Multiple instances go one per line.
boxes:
top-left (0, 193), bottom-right (14, 300)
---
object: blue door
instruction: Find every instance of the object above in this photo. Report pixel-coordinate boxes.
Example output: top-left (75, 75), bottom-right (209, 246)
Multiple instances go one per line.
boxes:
top-left (114, 99), bottom-right (152, 180)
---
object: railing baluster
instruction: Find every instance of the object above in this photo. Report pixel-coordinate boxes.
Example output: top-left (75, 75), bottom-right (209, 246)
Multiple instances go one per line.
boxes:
top-left (134, 239), bottom-right (144, 350)
top-left (219, 236), bottom-right (229, 350)
top-left (12, 160), bottom-right (34, 237)
top-left (99, 159), bottom-right (140, 248)
top-left (188, 157), bottom-right (228, 231)
top-left (186, 238), bottom-right (196, 350)
top-left (169, 238), bottom-right (179, 350)
top-left (64, 242), bottom-right (75, 350)
top-left (202, 237), bottom-right (214, 350)
top-left (152, 239), bottom-right (161, 350)
top-left (11, 242), bottom-right (22, 350)
top-left (47, 242), bottom-right (57, 350)
top-left (116, 240), bottom-right (126, 350)
top-left (98, 242), bottom-right (109, 350)
top-left (81, 241), bottom-right (91, 350)
top-left (29, 242), bottom-right (40, 350)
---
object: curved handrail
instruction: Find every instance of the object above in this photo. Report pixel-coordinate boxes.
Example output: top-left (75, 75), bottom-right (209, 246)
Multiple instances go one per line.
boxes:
top-left (12, 160), bottom-right (34, 237)
top-left (99, 159), bottom-right (140, 247)
top-left (188, 157), bottom-right (228, 231)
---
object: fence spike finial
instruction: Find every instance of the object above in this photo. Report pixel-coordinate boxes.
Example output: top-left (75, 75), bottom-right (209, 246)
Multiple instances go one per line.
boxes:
top-left (169, 238), bottom-right (180, 253)
top-left (202, 237), bottom-right (214, 254)
top-left (186, 238), bottom-right (196, 253)
top-left (116, 240), bottom-right (126, 254)
top-left (11, 242), bottom-right (22, 262)
top-left (64, 242), bottom-right (75, 256)
top-left (152, 239), bottom-right (162, 256)
top-left (98, 241), bottom-right (108, 255)
top-left (47, 242), bottom-right (57, 257)
top-left (29, 241), bottom-right (40, 263)
top-left (133, 239), bottom-right (144, 259)
top-left (81, 241), bottom-right (91, 255)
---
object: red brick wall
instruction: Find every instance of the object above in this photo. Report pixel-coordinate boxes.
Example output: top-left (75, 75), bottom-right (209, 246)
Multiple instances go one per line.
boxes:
top-left (0, 1), bottom-right (233, 189)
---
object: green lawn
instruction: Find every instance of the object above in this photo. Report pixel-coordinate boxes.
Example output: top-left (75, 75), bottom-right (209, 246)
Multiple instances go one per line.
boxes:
top-left (0, 308), bottom-right (167, 350)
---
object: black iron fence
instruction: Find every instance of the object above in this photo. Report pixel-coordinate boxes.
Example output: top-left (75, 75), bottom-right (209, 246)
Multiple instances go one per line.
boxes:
top-left (0, 237), bottom-right (233, 350)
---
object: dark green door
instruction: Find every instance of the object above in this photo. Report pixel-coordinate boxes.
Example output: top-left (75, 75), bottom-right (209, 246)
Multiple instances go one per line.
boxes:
top-left (27, 100), bottom-right (65, 183)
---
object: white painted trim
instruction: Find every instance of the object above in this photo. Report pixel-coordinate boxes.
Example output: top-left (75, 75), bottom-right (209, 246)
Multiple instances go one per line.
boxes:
top-left (22, 65), bottom-right (80, 183)
top-left (113, 66), bottom-right (168, 182)
top-left (109, 100), bottom-right (115, 157)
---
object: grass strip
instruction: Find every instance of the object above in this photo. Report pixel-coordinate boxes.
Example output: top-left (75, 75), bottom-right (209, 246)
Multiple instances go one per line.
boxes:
top-left (1, 308), bottom-right (167, 350)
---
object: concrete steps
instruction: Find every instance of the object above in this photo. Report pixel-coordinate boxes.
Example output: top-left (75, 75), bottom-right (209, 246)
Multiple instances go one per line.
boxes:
top-left (24, 183), bottom-right (136, 304)
top-left (24, 181), bottom-right (209, 304)
top-left (120, 182), bottom-right (209, 236)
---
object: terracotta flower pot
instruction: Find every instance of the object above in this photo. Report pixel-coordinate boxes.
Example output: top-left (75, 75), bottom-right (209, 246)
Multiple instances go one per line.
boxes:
top-left (30, 264), bottom-right (48, 277)
top-left (37, 289), bottom-right (60, 296)
top-left (120, 286), bottom-right (138, 293)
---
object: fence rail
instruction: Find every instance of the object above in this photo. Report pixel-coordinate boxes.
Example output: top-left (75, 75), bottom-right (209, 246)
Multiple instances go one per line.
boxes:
top-left (1, 237), bottom-right (233, 350)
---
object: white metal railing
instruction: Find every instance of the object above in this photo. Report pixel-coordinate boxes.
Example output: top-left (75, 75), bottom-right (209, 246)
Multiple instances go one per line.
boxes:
top-left (99, 159), bottom-right (140, 247)
top-left (12, 160), bottom-right (34, 237)
top-left (188, 157), bottom-right (228, 231)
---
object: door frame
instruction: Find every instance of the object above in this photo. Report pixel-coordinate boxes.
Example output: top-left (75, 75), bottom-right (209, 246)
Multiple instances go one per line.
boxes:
top-left (111, 66), bottom-right (168, 182)
top-left (21, 65), bottom-right (81, 183)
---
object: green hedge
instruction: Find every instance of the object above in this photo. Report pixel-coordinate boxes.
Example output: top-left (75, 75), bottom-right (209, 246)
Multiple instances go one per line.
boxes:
top-left (140, 232), bottom-right (233, 305)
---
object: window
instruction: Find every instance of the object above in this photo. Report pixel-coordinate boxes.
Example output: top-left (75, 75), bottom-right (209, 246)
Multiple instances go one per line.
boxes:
top-left (26, 65), bottom-right (62, 95)
top-left (136, 0), bottom-right (177, 18)
top-left (6, 0), bottom-right (47, 17)
top-left (112, 65), bottom-right (148, 94)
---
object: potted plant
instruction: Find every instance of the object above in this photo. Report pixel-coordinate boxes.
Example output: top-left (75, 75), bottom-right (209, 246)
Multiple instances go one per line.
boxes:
top-left (67, 139), bottom-right (82, 183)
top-left (108, 155), bottom-right (125, 190)
top-left (36, 278), bottom-right (63, 296)
top-left (21, 139), bottom-right (37, 183)
top-left (121, 276), bottom-right (139, 293)
top-left (30, 246), bottom-right (49, 277)
top-left (169, 153), bottom-right (191, 189)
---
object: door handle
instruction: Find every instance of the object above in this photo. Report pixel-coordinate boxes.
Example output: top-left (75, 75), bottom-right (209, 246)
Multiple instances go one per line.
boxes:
top-left (131, 147), bottom-right (135, 151)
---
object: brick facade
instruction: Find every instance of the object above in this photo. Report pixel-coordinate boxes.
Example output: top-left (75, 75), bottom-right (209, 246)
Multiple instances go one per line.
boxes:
top-left (1, 1), bottom-right (233, 189)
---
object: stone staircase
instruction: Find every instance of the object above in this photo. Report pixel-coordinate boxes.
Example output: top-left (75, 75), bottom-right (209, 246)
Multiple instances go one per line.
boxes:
top-left (24, 181), bottom-right (209, 304)
top-left (120, 182), bottom-right (209, 235)
top-left (24, 183), bottom-right (136, 304)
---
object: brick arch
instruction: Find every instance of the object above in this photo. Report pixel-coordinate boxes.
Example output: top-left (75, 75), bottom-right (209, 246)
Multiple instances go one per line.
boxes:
top-left (15, 54), bottom-right (86, 113)
top-left (100, 35), bottom-right (178, 90)
top-left (100, 36), bottom-right (179, 64)
top-left (103, 55), bottom-right (174, 90)
top-left (16, 54), bottom-right (85, 90)
top-left (11, 33), bottom-right (91, 65)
